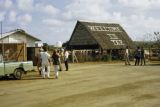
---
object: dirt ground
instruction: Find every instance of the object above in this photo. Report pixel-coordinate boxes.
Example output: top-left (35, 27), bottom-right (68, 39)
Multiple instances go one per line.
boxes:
top-left (0, 61), bottom-right (160, 107)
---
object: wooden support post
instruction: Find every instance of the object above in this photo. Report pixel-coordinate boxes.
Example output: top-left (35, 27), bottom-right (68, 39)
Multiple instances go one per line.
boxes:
top-left (72, 50), bottom-right (78, 63)
top-left (109, 49), bottom-right (112, 61)
top-left (72, 50), bottom-right (74, 63)
top-left (23, 42), bottom-right (25, 61)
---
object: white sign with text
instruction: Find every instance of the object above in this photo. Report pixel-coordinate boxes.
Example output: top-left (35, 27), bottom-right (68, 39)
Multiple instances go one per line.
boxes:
top-left (107, 34), bottom-right (124, 45)
top-left (88, 25), bottom-right (122, 32)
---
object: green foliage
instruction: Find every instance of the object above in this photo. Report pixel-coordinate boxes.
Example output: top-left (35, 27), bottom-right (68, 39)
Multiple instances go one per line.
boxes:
top-left (138, 32), bottom-right (160, 49)
top-left (102, 54), bottom-right (112, 61)
top-left (62, 41), bottom-right (69, 47)
top-left (48, 45), bottom-right (56, 51)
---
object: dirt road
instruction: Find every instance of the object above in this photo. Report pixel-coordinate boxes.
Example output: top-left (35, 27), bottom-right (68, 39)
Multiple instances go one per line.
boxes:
top-left (0, 62), bottom-right (160, 107)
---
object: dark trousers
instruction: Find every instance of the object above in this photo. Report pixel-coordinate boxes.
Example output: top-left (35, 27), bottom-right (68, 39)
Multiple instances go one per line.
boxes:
top-left (65, 60), bottom-right (68, 71)
top-left (135, 58), bottom-right (140, 66)
top-left (140, 57), bottom-right (146, 65)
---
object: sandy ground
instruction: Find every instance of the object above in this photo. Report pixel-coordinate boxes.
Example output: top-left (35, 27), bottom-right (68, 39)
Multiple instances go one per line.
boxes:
top-left (0, 61), bottom-right (160, 107)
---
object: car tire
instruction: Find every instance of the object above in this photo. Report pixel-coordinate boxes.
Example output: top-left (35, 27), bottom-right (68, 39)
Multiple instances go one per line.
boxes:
top-left (14, 68), bottom-right (22, 80)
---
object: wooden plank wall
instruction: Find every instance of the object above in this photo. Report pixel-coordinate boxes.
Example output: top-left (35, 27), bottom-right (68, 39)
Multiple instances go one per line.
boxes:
top-left (0, 43), bottom-right (27, 61)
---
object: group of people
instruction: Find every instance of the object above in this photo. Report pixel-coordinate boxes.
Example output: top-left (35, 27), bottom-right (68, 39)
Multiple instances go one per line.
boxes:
top-left (37, 47), bottom-right (69, 79)
top-left (134, 46), bottom-right (146, 66)
top-left (125, 46), bottom-right (146, 66)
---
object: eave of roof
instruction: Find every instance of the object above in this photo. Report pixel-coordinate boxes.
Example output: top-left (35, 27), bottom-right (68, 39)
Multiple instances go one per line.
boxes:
top-left (0, 29), bottom-right (41, 41)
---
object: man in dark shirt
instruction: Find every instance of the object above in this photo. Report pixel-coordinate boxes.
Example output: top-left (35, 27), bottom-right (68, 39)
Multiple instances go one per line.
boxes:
top-left (52, 50), bottom-right (60, 79)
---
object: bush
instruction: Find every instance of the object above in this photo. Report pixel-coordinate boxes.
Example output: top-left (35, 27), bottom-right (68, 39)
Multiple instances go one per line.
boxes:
top-left (102, 55), bottom-right (112, 61)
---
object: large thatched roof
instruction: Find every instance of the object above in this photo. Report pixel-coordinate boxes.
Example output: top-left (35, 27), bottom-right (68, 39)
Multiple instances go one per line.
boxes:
top-left (68, 21), bottom-right (135, 50)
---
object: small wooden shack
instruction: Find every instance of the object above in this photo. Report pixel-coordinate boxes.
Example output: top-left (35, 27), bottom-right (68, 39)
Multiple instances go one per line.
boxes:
top-left (0, 29), bottom-right (41, 62)
top-left (67, 21), bottom-right (135, 62)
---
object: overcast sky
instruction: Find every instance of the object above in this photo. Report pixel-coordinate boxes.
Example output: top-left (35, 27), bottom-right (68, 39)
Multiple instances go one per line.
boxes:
top-left (0, 0), bottom-right (160, 44)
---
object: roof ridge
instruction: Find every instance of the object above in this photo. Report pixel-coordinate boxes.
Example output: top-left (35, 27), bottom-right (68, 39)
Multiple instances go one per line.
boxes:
top-left (78, 20), bottom-right (120, 25)
top-left (3, 29), bottom-right (25, 34)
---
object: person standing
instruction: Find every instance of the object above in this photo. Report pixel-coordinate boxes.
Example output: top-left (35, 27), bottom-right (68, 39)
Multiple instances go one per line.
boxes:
top-left (135, 46), bottom-right (141, 66)
top-left (57, 50), bottom-right (63, 71)
top-left (40, 48), bottom-right (51, 78)
top-left (36, 48), bottom-right (43, 75)
top-left (124, 46), bottom-right (131, 65)
top-left (64, 49), bottom-right (69, 71)
top-left (140, 47), bottom-right (146, 65)
top-left (52, 50), bottom-right (60, 79)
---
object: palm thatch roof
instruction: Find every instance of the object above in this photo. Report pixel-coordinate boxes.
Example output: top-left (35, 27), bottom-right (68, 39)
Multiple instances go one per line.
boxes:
top-left (68, 21), bottom-right (135, 50)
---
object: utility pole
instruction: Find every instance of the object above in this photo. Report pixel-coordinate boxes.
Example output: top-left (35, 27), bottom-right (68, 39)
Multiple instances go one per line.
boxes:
top-left (1, 21), bottom-right (4, 61)
top-left (0, 22), bottom-right (1, 34)
top-left (1, 21), bottom-right (2, 53)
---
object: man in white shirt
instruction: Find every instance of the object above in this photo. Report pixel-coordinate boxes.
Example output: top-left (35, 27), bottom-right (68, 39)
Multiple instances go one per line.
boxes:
top-left (64, 49), bottom-right (69, 71)
top-left (40, 48), bottom-right (51, 78)
top-left (125, 46), bottom-right (131, 65)
top-left (37, 48), bottom-right (43, 75)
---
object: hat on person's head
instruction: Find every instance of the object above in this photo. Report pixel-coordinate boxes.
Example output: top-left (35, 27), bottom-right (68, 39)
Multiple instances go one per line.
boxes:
top-left (39, 48), bottom-right (43, 51)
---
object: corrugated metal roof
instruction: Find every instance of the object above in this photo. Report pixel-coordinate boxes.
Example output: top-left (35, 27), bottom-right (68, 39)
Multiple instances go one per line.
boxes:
top-left (0, 29), bottom-right (41, 41)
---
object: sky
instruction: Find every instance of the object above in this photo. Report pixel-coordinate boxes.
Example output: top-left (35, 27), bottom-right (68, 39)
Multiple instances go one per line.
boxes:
top-left (0, 0), bottom-right (160, 45)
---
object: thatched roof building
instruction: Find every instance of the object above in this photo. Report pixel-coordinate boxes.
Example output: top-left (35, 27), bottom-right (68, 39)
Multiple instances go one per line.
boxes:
top-left (68, 21), bottom-right (134, 50)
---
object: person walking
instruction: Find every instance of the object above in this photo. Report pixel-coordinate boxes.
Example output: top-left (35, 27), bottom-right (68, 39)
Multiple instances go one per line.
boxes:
top-left (57, 50), bottom-right (63, 71)
top-left (52, 50), bottom-right (60, 79)
top-left (36, 48), bottom-right (43, 75)
top-left (40, 48), bottom-right (51, 78)
top-left (124, 46), bottom-right (131, 65)
top-left (135, 46), bottom-right (141, 66)
top-left (64, 49), bottom-right (69, 71)
top-left (140, 47), bottom-right (146, 65)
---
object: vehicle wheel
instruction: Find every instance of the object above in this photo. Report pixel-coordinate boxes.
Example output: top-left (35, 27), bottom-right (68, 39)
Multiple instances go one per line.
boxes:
top-left (14, 68), bottom-right (22, 80)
